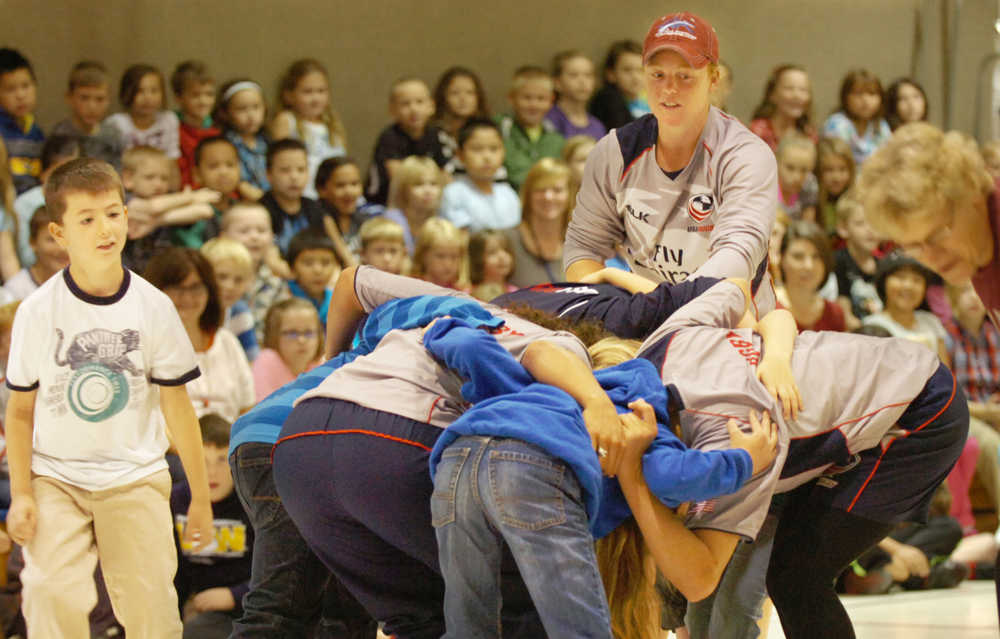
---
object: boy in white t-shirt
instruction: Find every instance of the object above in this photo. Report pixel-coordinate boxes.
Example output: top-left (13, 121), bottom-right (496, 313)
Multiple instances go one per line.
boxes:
top-left (4, 157), bottom-right (213, 638)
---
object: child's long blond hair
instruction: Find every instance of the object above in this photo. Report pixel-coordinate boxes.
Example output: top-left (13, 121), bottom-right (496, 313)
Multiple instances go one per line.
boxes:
top-left (596, 519), bottom-right (660, 639)
top-left (411, 218), bottom-right (468, 287)
top-left (587, 336), bottom-right (660, 639)
top-left (386, 156), bottom-right (445, 211)
top-left (277, 59), bottom-right (347, 150)
top-left (815, 137), bottom-right (855, 204)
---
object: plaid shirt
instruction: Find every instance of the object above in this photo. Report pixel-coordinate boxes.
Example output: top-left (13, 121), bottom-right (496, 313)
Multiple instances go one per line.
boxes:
top-left (246, 263), bottom-right (289, 342)
top-left (944, 316), bottom-right (1000, 403)
top-left (225, 130), bottom-right (270, 191)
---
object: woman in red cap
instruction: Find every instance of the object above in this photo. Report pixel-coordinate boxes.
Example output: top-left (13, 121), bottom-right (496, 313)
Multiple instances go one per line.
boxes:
top-left (564, 12), bottom-right (777, 314)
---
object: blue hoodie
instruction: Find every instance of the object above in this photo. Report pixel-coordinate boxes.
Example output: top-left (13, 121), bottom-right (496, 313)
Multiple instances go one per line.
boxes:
top-left (424, 318), bottom-right (753, 538)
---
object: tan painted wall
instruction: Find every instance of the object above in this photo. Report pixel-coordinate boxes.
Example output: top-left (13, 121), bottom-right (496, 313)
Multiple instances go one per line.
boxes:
top-left (2, 0), bottom-right (997, 159)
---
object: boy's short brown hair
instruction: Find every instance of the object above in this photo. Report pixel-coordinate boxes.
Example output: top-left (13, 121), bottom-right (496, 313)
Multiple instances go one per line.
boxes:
top-left (199, 413), bottom-right (232, 449)
top-left (68, 60), bottom-right (109, 91)
top-left (510, 66), bottom-right (553, 94)
top-left (44, 158), bottom-right (124, 224)
top-left (69, 60), bottom-right (111, 93)
top-left (170, 60), bottom-right (214, 96)
top-left (121, 145), bottom-right (169, 174)
top-left (28, 206), bottom-right (57, 242)
top-left (389, 76), bottom-right (429, 103)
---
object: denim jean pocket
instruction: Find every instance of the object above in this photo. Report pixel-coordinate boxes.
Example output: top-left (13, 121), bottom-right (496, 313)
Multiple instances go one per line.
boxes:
top-left (489, 449), bottom-right (568, 531)
top-left (431, 446), bottom-right (471, 528)
top-left (232, 443), bottom-right (285, 529)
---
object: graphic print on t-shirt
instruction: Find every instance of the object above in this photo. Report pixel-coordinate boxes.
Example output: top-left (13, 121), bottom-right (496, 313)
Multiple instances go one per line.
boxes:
top-left (50, 328), bottom-right (142, 422)
top-left (175, 515), bottom-right (249, 559)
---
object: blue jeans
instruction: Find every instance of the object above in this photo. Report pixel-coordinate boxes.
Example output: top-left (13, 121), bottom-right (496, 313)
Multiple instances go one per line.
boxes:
top-left (431, 436), bottom-right (613, 639)
top-left (229, 442), bottom-right (374, 639)
top-left (684, 507), bottom-right (779, 639)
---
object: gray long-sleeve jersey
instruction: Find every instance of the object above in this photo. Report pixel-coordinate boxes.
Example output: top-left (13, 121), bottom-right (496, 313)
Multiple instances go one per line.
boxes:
top-left (637, 280), bottom-right (941, 539)
top-left (564, 109), bottom-right (777, 312)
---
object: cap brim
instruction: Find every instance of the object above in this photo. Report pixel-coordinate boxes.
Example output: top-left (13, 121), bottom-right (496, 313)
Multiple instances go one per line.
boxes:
top-left (643, 44), bottom-right (711, 68)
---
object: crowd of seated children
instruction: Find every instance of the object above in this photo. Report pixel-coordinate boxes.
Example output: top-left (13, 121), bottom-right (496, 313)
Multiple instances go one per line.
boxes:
top-left (4, 32), bottom-right (1000, 636)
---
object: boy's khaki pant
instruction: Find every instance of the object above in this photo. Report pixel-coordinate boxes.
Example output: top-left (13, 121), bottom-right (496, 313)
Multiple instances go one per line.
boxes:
top-left (21, 470), bottom-right (182, 639)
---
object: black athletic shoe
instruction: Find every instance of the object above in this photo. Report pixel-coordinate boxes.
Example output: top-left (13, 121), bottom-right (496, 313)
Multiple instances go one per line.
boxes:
top-left (927, 560), bottom-right (969, 589)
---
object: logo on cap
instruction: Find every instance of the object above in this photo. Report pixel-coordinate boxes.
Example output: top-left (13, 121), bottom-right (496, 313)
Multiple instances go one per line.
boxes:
top-left (656, 19), bottom-right (697, 40)
top-left (687, 193), bottom-right (715, 222)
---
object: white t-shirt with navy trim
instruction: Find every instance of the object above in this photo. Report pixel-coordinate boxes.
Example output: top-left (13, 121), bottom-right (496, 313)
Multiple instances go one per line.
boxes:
top-left (6, 268), bottom-right (199, 490)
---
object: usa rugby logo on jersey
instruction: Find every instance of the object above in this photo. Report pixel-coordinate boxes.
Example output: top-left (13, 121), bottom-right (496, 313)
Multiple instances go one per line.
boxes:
top-left (687, 193), bottom-right (714, 222)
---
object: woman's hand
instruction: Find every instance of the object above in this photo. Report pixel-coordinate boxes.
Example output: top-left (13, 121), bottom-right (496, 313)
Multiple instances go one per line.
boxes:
top-left (618, 398), bottom-right (658, 472)
top-left (726, 411), bottom-right (777, 475)
top-left (756, 355), bottom-right (803, 420)
top-left (583, 398), bottom-right (625, 477)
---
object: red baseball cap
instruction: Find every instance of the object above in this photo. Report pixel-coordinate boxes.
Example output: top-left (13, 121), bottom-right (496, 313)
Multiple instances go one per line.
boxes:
top-left (642, 12), bottom-right (719, 68)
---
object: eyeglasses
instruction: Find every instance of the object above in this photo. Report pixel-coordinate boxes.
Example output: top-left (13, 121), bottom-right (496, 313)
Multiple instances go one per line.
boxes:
top-left (166, 282), bottom-right (207, 297)
top-left (280, 330), bottom-right (319, 340)
top-left (898, 215), bottom-right (954, 257)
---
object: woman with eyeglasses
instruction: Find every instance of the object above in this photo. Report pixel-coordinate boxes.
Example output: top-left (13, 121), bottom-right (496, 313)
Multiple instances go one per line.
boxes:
top-left (857, 120), bottom-right (1000, 629)
top-left (144, 247), bottom-right (255, 423)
